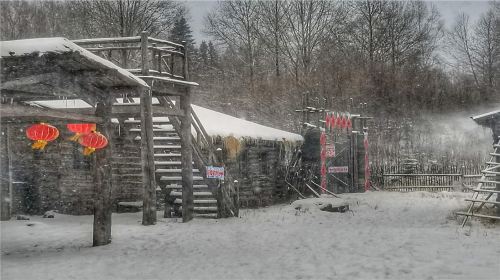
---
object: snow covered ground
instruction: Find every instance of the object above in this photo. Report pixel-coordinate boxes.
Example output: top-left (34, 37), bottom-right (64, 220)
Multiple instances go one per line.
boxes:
top-left (1, 191), bottom-right (499, 280)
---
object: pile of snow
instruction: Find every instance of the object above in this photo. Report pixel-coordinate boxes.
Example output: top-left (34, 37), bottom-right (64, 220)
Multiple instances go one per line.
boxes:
top-left (1, 37), bottom-right (149, 88)
top-left (291, 195), bottom-right (348, 212)
top-left (1, 191), bottom-right (499, 280)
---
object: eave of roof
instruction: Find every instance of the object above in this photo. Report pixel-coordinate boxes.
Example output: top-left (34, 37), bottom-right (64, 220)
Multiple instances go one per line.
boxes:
top-left (471, 109), bottom-right (500, 126)
top-left (1, 37), bottom-right (149, 89)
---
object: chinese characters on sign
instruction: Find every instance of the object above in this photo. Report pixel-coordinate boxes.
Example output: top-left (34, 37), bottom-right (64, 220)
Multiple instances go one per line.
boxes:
top-left (328, 166), bottom-right (349, 174)
top-left (206, 166), bottom-right (225, 179)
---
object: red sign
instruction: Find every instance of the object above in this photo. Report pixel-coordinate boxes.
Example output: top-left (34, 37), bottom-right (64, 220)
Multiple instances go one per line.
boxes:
top-left (206, 166), bottom-right (224, 179)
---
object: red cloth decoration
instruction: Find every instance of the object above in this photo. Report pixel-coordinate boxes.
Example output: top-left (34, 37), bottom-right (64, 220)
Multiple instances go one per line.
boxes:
top-left (320, 132), bottom-right (327, 146)
top-left (346, 116), bottom-right (352, 130)
top-left (67, 123), bottom-right (96, 141)
top-left (331, 113), bottom-right (336, 130)
top-left (79, 131), bottom-right (108, 155)
top-left (325, 114), bottom-right (331, 130)
top-left (26, 123), bottom-right (59, 150)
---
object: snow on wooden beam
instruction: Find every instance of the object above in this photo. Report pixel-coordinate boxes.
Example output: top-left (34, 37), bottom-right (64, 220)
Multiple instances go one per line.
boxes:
top-left (72, 36), bottom-right (141, 45)
top-left (137, 76), bottom-right (199, 87)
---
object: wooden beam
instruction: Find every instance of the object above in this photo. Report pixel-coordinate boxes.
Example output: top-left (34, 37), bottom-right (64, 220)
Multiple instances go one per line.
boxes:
top-left (180, 41), bottom-right (193, 223)
top-left (140, 31), bottom-right (157, 226)
top-left (92, 96), bottom-right (114, 246)
top-left (141, 88), bottom-right (157, 225)
top-left (0, 104), bottom-right (102, 123)
top-left (0, 72), bottom-right (60, 90)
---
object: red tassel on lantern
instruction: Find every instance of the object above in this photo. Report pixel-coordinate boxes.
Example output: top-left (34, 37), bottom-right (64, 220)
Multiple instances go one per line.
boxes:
top-left (67, 123), bottom-right (96, 141)
top-left (79, 131), bottom-right (108, 155)
top-left (26, 123), bottom-right (59, 150)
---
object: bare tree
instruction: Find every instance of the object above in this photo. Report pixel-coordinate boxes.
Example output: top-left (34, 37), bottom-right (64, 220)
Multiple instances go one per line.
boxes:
top-left (205, 0), bottom-right (261, 92)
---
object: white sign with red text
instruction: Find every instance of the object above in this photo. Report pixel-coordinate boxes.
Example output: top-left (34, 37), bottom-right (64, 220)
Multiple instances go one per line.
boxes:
top-left (206, 166), bottom-right (225, 179)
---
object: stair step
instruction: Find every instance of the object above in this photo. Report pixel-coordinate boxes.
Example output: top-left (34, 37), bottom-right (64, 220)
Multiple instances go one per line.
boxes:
top-left (156, 169), bottom-right (199, 173)
top-left (154, 153), bottom-right (181, 157)
top-left (170, 191), bottom-right (213, 197)
top-left (124, 119), bottom-right (171, 124)
top-left (135, 136), bottom-right (180, 141)
top-left (464, 199), bottom-right (500, 205)
top-left (160, 176), bottom-right (204, 181)
top-left (193, 213), bottom-right (218, 218)
top-left (179, 206), bottom-right (218, 212)
top-left (164, 184), bottom-right (208, 189)
top-left (174, 199), bottom-right (217, 204)
top-left (154, 145), bottom-right (181, 149)
top-left (130, 128), bottom-right (175, 132)
top-left (155, 161), bottom-right (181, 165)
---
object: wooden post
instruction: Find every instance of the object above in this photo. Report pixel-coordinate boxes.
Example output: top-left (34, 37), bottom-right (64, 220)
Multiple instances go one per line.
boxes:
top-left (140, 31), bottom-right (157, 225)
top-left (141, 88), bottom-right (157, 225)
top-left (180, 41), bottom-right (193, 222)
top-left (93, 97), bottom-right (114, 246)
top-left (1, 125), bottom-right (11, 220)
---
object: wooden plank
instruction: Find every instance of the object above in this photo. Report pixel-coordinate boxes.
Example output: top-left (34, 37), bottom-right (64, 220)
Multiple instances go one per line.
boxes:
top-left (72, 36), bottom-right (141, 45)
top-left (0, 104), bottom-right (102, 123)
top-left (149, 37), bottom-right (184, 49)
top-left (92, 96), bottom-right (113, 246)
top-left (456, 212), bottom-right (500, 220)
top-left (111, 104), bottom-right (184, 117)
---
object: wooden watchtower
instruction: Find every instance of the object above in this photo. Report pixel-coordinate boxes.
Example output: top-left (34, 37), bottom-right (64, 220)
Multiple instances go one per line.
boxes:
top-left (0, 32), bottom-right (219, 246)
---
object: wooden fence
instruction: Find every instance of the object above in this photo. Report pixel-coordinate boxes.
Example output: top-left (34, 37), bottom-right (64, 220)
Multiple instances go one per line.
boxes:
top-left (371, 164), bottom-right (494, 192)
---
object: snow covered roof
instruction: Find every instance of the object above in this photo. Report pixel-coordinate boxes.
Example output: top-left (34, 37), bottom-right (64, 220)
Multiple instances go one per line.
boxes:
top-left (192, 105), bottom-right (303, 142)
top-left (1, 37), bottom-right (149, 88)
top-left (25, 98), bottom-right (304, 142)
top-left (471, 109), bottom-right (500, 127)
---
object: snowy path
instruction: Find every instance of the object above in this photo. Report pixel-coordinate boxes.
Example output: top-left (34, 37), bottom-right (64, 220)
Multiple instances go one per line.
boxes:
top-left (1, 192), bottom-right (499, 280)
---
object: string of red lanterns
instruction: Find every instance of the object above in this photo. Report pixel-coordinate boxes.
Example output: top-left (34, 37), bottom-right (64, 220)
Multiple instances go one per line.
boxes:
top-left (324, 112), bottom-right (352, 131)
top-left (25, 123), bottom-right (108, 155)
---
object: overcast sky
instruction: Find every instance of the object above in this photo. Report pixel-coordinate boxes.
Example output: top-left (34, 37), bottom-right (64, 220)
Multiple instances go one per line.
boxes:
top-left (182, 0), bottom-right (494, 45)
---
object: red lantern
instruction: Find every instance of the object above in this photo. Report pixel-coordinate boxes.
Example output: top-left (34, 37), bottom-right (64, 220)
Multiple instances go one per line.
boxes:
top-left (79, 131), bottom-right (108, 155)
top-left (336, 113), bottom-right (342, 128)
top-left (341, 114), bottom-right (347, 129)
top-left (26, 123), bottom-right (59, 150)
top-left (331, 113), bottom-right (336, 130)
top-left (320, 131), bottom-right (327, 146)
top-left (325, 114), bottom-right (331, 130)
top-left (67, 123), bottom-right (96, 141)
top-left (346, 115), bottom-right (352, 130)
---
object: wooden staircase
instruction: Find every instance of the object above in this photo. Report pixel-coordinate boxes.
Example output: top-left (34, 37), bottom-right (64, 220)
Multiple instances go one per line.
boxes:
top-left (115, 110), bottom-right (219, 218)
top-left (457, 139), bottom-right (500, 225)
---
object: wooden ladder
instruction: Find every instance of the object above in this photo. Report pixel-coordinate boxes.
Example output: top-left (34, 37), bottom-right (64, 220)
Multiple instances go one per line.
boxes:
top-left (457, 139), bottom-right (500, 226)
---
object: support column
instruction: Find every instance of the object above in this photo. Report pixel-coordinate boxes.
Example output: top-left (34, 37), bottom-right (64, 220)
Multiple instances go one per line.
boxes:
top-left (141, 88), bottom-right (157, 225)
top-left (180, 90), bottom-right (193, 222)
top-left (93, 97), bottom-right (113, 246)
top-left (1, 125), bottom-right (11, 220)
top-left (180, 40), bottom-right (193, 222)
